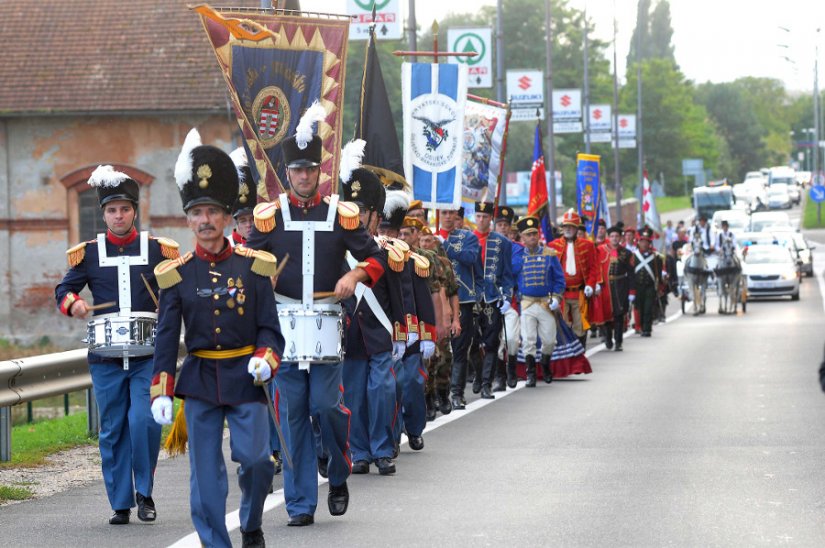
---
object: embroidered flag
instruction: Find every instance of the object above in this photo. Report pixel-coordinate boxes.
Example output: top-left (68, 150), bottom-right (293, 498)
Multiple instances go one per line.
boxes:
top-left (462, 99), bottom-right (508, 205)
top-left (576, 153), bottom-right (601, 234)
top-left (402, 62), bottom-right (467, 209)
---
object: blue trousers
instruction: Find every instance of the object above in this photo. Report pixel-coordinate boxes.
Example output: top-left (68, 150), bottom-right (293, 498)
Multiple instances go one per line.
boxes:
top-left (395, 353), bottom-right (427, 439)
top-left (89, 356), bottom-right (160, 511)
top-left (278, 362), bottom-right (351, 517)
top-left (185, 397), bottom-right (273, 548)
top-left (267, 381), bottom-right (281, 453)
top-left (342, 351), bottom-right (395, 462)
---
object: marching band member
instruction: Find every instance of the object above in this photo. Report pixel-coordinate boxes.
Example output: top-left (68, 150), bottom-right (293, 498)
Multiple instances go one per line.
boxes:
top-left (512, 216), bottom-right (565, 386)
top-left (601, 226), bottom-right (636, 351)
top-left (472, 202), bottom-right (514, 398)
top-left (228, 146), bottom-right (257, 246)
top-left (150, 130), bottom-right (283, 548)
top-left (55, 165), bottom-right (177, 525)
top-left (548, 209), bottom-right (599, 348)
top-left (494, 206), bottom-right (524, 388)
top-left (246, 104), bottom-right (385, 526)
top-left (632, 227), bottom-right (664, 337)
top-left (439, 207), bottom-right (483, 410)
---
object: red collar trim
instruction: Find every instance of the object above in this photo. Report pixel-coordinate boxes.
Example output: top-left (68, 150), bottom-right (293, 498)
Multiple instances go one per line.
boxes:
top-left (106, 228), bottom-right (138, 246)
top-left (195, 238), bottom-right (233, 263)
top-left (288, 191), bottom-right (322, 209)
top-left (231, 230), bottom-right (246, 245)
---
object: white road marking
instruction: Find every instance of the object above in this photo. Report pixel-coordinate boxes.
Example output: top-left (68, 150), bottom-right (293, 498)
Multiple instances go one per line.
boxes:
top-left (168, 308), bottom-right (684, 546)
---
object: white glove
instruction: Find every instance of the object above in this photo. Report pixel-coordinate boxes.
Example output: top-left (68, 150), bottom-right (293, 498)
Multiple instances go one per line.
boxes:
top-left (628, 294), bottom-right (636, 303)
top-left (595, 283), bottom-right (602, 296)
top-left (151, 396), bottom-right (173, 426)
top-left (549, 297), bottom-right (560, 311)
top-left (584, 285), bottom-right (594, 298)
top-left (392, 341), bottom-right (406, 361)
top-left (406, 331), bottom-right (419, 347)
top-left (248, 356), bottom-right (271, 383)
top-left (421, 341), bottom-right (436, 360)
top-left (499, 300), bottom-right (512, 315)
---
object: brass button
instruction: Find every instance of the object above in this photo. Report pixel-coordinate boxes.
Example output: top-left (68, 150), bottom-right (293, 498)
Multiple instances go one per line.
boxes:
top-left (215, 327), bottom-right (221, 334)
top-left (210, 262), bottom-right (216, 267)
top-left (212, 277), bottom-right (218, 283)
top-left (216, 345), bottom-right (222, 350)
top-left (214, 310), bottom-right (220, 316)
top-left (118, 247), bottom-right (124, 252)
top-left (213, 294), bottom-right (219, 301)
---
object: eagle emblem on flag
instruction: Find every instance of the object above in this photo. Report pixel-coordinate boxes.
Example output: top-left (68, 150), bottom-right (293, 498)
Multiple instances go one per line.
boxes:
top-left (414, 115), bottom-right (453, 152)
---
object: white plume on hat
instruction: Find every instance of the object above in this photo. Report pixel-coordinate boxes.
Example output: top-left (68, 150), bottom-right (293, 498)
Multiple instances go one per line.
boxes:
top-left (88, 165), bottom-right (129, 188)
top-left (174, 128), bottom-right (202, 190)
top-left (229, 146), bottom-right (248, 183)
top-left (294, 101), bottom-right (327, 150)
top-left (339, 139), bottom-right (366, 185)
top-left (383, 188), bottom-right (411, 219)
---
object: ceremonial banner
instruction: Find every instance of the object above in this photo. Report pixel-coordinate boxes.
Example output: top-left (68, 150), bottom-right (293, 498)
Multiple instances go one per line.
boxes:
top-left (641, 169), bottom-right (661, 237)
top-left (403, 62), bottom-right (467, 209)
top-left (462, 99), bottom-right (507, 204)
top-left (194, 5), bottom-right (350, 200)
top-left (576, 153), bottom-right (601, 234)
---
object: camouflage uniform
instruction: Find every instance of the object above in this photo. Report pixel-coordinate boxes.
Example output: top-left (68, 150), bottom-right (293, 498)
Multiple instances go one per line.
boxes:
top-left (428, 247), bottom-right (457, 398)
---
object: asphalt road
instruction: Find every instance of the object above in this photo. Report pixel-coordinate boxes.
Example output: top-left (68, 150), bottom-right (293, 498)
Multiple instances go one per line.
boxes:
top-left (3, 203), bottom-right (825, 546)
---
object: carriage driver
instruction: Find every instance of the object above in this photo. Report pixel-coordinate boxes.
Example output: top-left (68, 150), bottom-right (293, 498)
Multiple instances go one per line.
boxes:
top-left (715, 220), bottom-right (737, 250)
top-left (55, 165), bottom-right (180, 525)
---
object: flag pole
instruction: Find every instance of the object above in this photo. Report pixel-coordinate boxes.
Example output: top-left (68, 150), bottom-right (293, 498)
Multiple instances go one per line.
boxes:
top-left (492, 103), bottom-right (513, 215)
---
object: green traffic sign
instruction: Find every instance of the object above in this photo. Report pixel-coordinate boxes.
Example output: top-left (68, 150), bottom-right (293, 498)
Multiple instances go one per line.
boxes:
top-left (452, 32), bottom-right (486, 66)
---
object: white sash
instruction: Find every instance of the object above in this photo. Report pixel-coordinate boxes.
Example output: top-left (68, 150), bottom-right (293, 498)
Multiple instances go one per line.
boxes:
top-left (346, 252), bottom-right (393, 336)
top-left (633, 249), bottom-right (656, 281)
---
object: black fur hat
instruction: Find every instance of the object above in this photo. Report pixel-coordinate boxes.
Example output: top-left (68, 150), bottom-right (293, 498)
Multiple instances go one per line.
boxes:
top-left (87, 165), bottom-right (140, 207)
top-left (174, 129), bottom-right (238, 213)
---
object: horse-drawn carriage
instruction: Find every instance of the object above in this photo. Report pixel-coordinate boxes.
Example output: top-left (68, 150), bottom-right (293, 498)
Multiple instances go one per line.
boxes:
top-left (677, 233), bottom-right (746, 315)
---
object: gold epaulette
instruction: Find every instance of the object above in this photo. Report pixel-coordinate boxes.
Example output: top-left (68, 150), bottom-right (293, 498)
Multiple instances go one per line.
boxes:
top-left (152, 236), bottom-right (181, 260)
top-left (234, 245), bottom-right (277, 277)
top-left (409, 252), bottom-right (431, 278)
top-left (542, 247), bottom-right (558, 257)
top-left (386, 243), bottom-right (406, 272)
top-left (66, 240), bottom-right (92, 267)
top-left (337, 200), bottom-right (360, 230)
top-left (253, 201), bottom-right (279, 233)
top-left (154, 252), bottom-right (193, 289)
top-left (390, 238), bottom-right (410, 258)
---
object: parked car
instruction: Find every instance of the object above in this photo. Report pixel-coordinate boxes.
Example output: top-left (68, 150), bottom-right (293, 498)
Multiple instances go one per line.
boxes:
top-left (766, 184), bottom-right (792, 209)
top-left (743, 244), bottom-right (800, 301)
top-left (750, 211), bottom-right (792, 233)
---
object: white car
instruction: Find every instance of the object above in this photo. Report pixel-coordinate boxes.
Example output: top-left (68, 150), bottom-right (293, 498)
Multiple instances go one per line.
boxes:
top-left (766, 184), bottom-right (792, 209)
top-left (744, 244), bottom-right (800, 301)
top-left (750, 211), bottom-right (792, 232)
top-left (711, 209), bottom-right (749, 238)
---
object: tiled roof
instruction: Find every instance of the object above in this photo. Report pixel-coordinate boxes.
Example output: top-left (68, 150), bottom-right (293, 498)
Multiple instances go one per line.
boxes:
top-left (0, 0), bottom-right (261, 114)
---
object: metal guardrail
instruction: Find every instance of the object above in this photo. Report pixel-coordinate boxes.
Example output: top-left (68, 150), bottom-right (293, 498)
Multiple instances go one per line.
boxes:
top-left (0, 342), bottom-right (186, 462)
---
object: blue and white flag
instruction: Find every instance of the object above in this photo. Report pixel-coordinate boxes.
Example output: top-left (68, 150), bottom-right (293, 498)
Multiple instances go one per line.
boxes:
top-left (402, 62), bottom-right (468, 209)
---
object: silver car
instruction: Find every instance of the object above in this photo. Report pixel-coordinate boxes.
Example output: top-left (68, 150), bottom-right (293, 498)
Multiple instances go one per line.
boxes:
top-left (744, 244), bottom-right (800, 301)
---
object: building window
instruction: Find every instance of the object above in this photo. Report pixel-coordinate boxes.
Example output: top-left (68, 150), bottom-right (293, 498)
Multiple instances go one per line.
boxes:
top-left (78, 189), bottom-right (105, 241)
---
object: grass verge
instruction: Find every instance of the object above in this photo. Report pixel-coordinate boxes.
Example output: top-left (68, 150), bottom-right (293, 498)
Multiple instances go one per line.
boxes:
top-left (803, 193), bottom-right (825, 229)
top-left (1, 412), bottom-right (95, 468)
top-left (0, 484), bottom-right (34, 503)
top-left (655, 195), bottom-right (691, 214)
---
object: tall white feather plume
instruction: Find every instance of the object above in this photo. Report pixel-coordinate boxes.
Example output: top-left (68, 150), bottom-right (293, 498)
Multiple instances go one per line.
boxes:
top-left (339, 139), bottom-right (366, 185)
top-left (174, 128), bottom-right (202, 190)
top-left (229, 146), bottom-right (248, 183)
top-left (383, 189), bottom-right (411, 219)
top-left (294, 101), bottom-right (328, 150)
top-left (88, 165), bottom-right (129, 188)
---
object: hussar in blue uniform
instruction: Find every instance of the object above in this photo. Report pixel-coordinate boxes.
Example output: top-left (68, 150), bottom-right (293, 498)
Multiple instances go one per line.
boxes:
top-left (246, 104), bottom-right (386, 527)
top-left (149, 129), bottom-right (284, 548)
top-left (55, 165), bottom-right (178, 525)
top-left (513, 216), bottom-right (565, 387)
top-left (493, 206), bottom-right (525, 388)
top-left (438, 207), bottom-right (483, 410)
top-left (472, 201), bottom-right (514, 398)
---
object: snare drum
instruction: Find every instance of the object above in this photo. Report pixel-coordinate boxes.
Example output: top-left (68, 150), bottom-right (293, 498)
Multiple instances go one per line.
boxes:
top-left (84, 312), bottom-right (157, 358)
top-left (277, 304), bottom-right (343, 364)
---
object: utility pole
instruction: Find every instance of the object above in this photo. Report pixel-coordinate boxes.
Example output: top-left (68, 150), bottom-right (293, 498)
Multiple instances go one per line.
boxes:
top-left (611, 2), bottom-right (622, 222)
top-left (495, 0), bottom-right (505, 103)
top-left (814, 28), bottom-right (821, 183)
top-left (408, 0), bottom-right (417, 51)
top-left (583, 5), bottom-right (591, 154)
top-left (545, 0), bottom-right (558, 222)
top-left (636, 11), bottom-right (644, 227)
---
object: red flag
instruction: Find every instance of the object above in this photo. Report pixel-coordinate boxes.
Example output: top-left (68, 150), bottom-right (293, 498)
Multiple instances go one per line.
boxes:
top-left (527, 121), bottom-right (548, 217)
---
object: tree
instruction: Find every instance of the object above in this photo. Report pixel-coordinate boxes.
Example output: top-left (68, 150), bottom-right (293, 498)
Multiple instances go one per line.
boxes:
top-left (649, 0), bottom-right (675, 63)
top-left (626, 0), bottom-right (651, 69)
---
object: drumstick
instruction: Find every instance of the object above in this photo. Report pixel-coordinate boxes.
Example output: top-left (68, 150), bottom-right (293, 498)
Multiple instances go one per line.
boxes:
top-left (272, 253), bottom-right (289, 279)
top-left (87, 301), bottom-right (117, 311)
top-left (313, 291), bottom-right (338, 299)
top-left (141, 273), bottom-right (160, 308)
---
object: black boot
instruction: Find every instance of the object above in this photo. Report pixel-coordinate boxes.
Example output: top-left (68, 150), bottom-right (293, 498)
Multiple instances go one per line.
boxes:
top-left (604, 325), bottom-right (613, 350)
top-left (437, 388), bottom-right (452, 415)
top-left (525, 355), bottom-right (537, 387)
top-left (578, 335), bottom-right (587, 349)
top-left (491, 356), bottom-right (506, 392)
top-left (506, 355), bottom-right (518, 388)
top-left (425, 393), bottom-right (437, 421)
top-left (540, 354), bottom-right (553, 384)
top-left (471, 370), bottom-right (482, 394)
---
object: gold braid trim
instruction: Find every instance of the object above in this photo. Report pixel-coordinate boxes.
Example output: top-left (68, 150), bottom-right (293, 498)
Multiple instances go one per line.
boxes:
top-left (337, 200), bottom-right (360, 230)
top-left (234, 245), bottom-right (277, 277)
top-left (409, 252), bottom-right (431, 278)
top-left (253, 201), bottom-right (279, 233)
top-left (154, 252), bottom-right (193, 289)
top-left (154, 237), bottom-right (181, 260)
top-left (66, 241), bottom-right (88, 267)
top-left (164, 400), bottom-right (187, 457)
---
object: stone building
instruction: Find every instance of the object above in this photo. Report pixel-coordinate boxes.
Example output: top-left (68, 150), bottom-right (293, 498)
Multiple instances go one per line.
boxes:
top-left (0, 0), bottom-right (260, 344)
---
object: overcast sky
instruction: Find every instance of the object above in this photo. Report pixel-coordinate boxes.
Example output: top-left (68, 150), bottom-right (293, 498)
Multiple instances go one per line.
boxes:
top-left (300, 0), bottom-right (825, 92)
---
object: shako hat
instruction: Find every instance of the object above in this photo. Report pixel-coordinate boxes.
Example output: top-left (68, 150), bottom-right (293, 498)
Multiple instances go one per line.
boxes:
top-left (340, 139), bottom-right (386, 213)
top-left (281, 101), bottom-right (327, 169)
top-left (174, 128), bottom-right (238, 213)
top-left (496, 206), bottom-right (515, 224)
top-left (516, 216), bottom-right (540, 234)
top-left (88, 165), bottom-right (140, 208)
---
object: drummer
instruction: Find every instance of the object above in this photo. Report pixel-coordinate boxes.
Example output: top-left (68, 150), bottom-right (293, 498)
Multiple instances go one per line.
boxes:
top-left (246, 104), bottom-right (386, 526)
top-left (54, 165), bottom-right (179, 525)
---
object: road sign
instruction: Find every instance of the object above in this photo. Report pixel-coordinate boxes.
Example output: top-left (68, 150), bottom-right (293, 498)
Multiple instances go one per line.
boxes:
top-left (506, 69), bottom-right (544, 121)
top-left (809, 185), bottom-right (825, 203)
top-left (551, 89), bottom-right (582, 133)
top-left (448, 28), bottom-right (492, 88)
top-left (348, 0), bottom-right (401, 40)
top-left (586, 103), bottom-right (611, 142)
